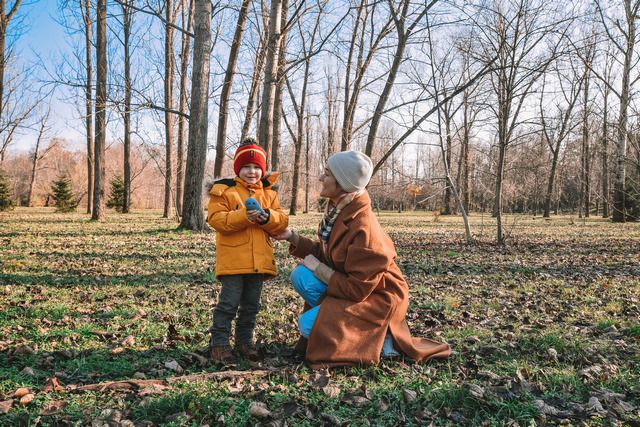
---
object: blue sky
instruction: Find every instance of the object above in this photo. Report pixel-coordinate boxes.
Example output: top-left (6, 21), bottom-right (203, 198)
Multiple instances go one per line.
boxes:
top-left (12, 0), bottom-right (78, 152)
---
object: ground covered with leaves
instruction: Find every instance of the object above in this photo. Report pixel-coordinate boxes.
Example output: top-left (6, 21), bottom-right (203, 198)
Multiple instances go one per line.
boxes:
top-left (1, 208), bottom-right (639, 426)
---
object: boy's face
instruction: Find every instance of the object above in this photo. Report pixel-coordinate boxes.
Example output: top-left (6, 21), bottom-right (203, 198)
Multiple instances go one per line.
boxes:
top-left (238, 163), bottom-right (263, 185)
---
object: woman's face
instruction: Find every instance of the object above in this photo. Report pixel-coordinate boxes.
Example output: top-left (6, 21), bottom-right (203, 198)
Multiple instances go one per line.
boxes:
top-left (319, 167), bottom-right (344, 200)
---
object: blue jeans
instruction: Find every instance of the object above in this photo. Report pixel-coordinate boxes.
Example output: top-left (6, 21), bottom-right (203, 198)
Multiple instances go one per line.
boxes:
top-left (290, 265), bottom-right (399, 357)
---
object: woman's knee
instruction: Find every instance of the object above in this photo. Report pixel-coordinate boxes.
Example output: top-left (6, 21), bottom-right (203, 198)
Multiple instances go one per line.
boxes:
top-left (290, 265), bottom-right (313, 292)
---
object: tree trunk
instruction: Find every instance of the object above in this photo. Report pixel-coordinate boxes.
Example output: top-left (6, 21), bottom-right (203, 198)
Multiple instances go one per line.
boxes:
top-left (163, 0), bottom-right (175, 219)
top-left (582, 71), bottom-right (590, 217)
top-left (602, 89), bottom-right (609, 218)
top-left (176, 0), bottom-right (194, 215)
top-left (258, 0), bottom-right (283, 152)
top-left (543, 146), bottom-right (560, 218)
top-left (27, 119), bottom-right (47, 207)
top-left (81, 0), bottom-right (94, 214)
top-left (179, 0), bottom-right (211, 231)
top-left (214, 0), bottom-right (250, 177)
top-left (91, 0), bottom-right (107, 221)
top-left (271, 0), bottom-right (289, 172)
top-left (122, 2), bottom-right (132, 213)
top-left (240, 26), bottom-right (268, 142)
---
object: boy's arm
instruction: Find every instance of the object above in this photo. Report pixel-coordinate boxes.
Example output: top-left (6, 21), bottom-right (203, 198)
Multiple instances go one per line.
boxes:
top-left (207, 188), bottom-right (252, 232)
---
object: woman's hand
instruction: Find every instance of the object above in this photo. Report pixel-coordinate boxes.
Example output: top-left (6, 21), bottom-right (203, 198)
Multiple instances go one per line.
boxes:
top-left (272, 228), bottom-right (293, 241)
top-left (301, 254), bottom-right (320, 272)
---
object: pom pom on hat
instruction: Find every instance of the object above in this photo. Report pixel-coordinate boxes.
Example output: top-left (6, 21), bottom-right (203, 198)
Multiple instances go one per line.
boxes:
top-left (233, 138), bottom-right (267, 176)
top-left (327, 150), bottom-right (373, 193)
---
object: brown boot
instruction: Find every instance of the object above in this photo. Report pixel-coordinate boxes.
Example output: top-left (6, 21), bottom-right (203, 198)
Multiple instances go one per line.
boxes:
top-left (293, 336), bottom-right (308, 356)
top-left (236, 344), bottom-right (262, 361)
top-left (209, 345), bottom-right (234, 363)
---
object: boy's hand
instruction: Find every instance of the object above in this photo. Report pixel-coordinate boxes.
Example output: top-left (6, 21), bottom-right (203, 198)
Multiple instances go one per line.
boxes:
top-left (246, 209), bottom-right (268, 223)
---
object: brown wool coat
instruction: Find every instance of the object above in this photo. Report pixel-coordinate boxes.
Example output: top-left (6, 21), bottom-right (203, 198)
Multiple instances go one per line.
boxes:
top-left (290, 191), bottom-right (452, 368)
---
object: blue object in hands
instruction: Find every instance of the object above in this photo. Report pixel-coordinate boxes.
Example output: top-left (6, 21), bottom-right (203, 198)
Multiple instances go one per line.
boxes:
top-left (245, 197), bottom-right (265, 215)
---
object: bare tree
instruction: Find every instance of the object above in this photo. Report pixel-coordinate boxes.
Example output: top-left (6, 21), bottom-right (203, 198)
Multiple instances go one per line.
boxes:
top-left (474, 0), bottom-right (565, 243)
top-left (0, 0), bottom-right (22, 131)
top-left (213, 0), bottom-right (251, 177)
top-left (540, 59), bottom-right (583, 218)
top-left (91, 0), bottom-right (107, 221)
top-left (240, 9), bottom-right (268, 143)
top-left (176, 0), bottom-right (194, 215)
top-left (364, 0), bottom-right (437, 157)
top-left (258, 0), bottom-right (283, 153)
top-left (120, 0), bottom-right (134, 213)
top-left (163, 0), bottom-right (178, 219)
top-left (27, 107), bottom-right (56, 207)
top-left (593, 0), bottom-right (640, 222)
top-left (179, 0), bottom-right (211, 231)
top-left (270, 0), bottom-right (289, 171)
top-left (341, 0), bottom-right (394, 150)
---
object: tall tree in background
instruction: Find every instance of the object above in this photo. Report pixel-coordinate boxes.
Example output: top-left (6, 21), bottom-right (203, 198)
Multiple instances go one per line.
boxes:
top-left (341, 1), bottom-right (393, 150)
top-left (91, 0), bottom-right (107, 221)
top-left (258, 0), bottom-right (283, 155)
top-left (240, 16), bottom-right (268, 143)
top-left (270, 0), bottom-right (288, 171)
top-left (214, 0), bottom-right (251, 177)
top-left (475, 0), bottom-right (562, 243)
top-left (594, 0), bottom-right (640, 222)
top-left (80, 0), bottom-right (94, 213)
top-left (27, 107), bottom-right (55, 207)
top-left (121, 0), bottom-right (134, 213)
top-left (364, 0), bottom-right (437, 157)
top-left (176, 0), bottom-right (194, 215)
top-left (179, 0), bottom-right (211, 231)
top-left (163, 0), bottom-right (177, 218)
top-left (0, 0), bottom-right (22, 142)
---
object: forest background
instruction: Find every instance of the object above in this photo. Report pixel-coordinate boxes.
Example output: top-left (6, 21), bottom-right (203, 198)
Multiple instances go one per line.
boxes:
top-left (0, 0), bottom-right (639, 241)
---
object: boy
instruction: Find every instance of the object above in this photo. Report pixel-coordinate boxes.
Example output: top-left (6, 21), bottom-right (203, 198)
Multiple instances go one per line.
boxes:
top-left (207, 138), bottom-right (288, 363)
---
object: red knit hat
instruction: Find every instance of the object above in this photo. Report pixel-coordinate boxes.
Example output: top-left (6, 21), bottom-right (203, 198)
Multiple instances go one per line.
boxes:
top-left (233, 140), bottom-right (267, 176)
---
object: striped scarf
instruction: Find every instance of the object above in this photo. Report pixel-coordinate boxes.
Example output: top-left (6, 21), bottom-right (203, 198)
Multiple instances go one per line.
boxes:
top-left (318, 191), bottom-right (362, 245)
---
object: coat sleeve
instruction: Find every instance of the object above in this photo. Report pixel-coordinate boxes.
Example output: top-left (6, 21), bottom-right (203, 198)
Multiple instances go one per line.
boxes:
top-left (207, 188), bottom-right (252, 232)
top-left (289, 233), bottom-right (325, 262)
top-left (325, 230), bottom-right (393, 302)
top-left (260, 192), bottom-right (289, 235)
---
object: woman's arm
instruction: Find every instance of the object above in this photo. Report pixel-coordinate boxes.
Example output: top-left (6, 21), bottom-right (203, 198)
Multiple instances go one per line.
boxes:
top-left (272, 229), bottom-right (324, 261)
top-left (324, 231), bottom-right (393, 302)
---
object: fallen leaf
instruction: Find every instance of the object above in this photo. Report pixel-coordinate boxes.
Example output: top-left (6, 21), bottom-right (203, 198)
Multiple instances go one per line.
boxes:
top-left (249, 401), bottom-right (270, 417)
top-left (322, 385), bottom-right (341, 398)
top-left (164, 360), bottom-right (184, 373)
top-left (138, 384), bottom-right (168, 396)
top-left (40, 400), bottom-right (67, 416)
top-left (19, 394), bottom-right (34, 406)
top-left (121, 335), bottom-right (136, 347)
top-left (20, 367), bottom-right (35, 376)
top-left (111, 347), bottom-right (125, 355)
top-left (403, 389), bottom-right (418, 403)
top-left (309, 369), bottom-right (330, 389)
top-left (468, 383), bottom-right (485, 399)
top-left (342, 394), bottom-right (370, 406)
top-left (375, 398), bottom-right (389, 412)
top-left (0, 400), bottom-right (12, 414)
top-left (43, 377), bottom-right (65, 393)
top-left (13, 387), bottom-right (30, 398)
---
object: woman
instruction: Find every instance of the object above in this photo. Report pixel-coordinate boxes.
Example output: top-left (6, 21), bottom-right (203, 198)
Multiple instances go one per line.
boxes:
top-left (274, 150), bottom-right (451, 368)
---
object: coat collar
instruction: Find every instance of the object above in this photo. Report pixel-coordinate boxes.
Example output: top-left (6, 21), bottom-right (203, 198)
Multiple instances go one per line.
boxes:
top-left (323, 191), bottom-right (371, 260)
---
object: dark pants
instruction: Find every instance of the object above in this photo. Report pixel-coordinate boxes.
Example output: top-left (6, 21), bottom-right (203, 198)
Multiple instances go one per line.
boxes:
top-left (210, 274), bottom-right (264, 347)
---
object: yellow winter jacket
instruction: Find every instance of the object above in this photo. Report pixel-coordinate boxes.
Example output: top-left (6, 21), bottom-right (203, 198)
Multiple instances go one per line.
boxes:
top-left (207, 174), bottom-right (288, 278)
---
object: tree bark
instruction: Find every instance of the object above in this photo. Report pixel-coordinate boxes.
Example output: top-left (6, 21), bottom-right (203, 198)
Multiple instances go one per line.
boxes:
top-left (240, 27), bottom-right (268, 142)
top-left (179, 0), bottom-right (211, 231)
top-left (258, 0), bottom-right (283, 152)
top-left (81, 0), bottom-right (94, 214)
top-left (91, 0), bottom-right (107, 221)
top-left (163, 0), bottom-right (176, 219)
top-left (271, 0), bottom-right (289, 171)
top-left (214, 0), bottom-right (251, 177)
top-left (122, 1), bottom-right (133, 213)
top-left (176, 0), bottom-right (194, 215)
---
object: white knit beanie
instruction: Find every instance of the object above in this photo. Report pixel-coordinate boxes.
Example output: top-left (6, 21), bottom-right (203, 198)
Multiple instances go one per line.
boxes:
top-left (327, 150), bottom-right (373, 193)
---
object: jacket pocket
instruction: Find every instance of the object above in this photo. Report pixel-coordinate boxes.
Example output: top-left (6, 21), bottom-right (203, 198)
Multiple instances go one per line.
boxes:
top-left (218, 229), bottom-right (250, 247)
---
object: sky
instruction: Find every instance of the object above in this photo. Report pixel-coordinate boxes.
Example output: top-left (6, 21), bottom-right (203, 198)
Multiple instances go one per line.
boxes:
top-left (11, 0), bottom-right (79, 153)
